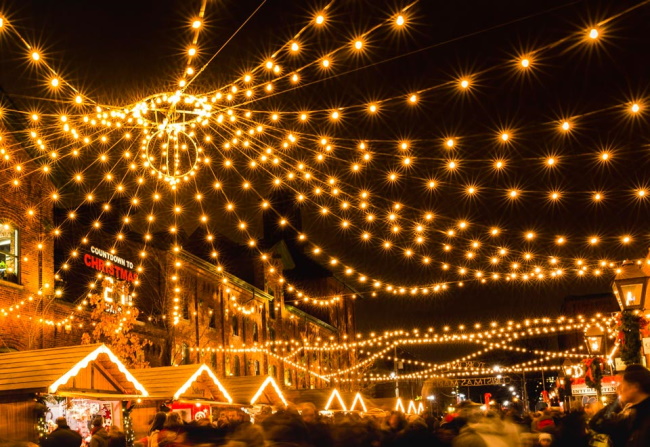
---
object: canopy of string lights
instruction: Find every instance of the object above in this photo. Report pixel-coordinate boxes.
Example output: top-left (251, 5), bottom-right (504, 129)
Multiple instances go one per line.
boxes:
top-left (1, 0), bottom-right (650, 379)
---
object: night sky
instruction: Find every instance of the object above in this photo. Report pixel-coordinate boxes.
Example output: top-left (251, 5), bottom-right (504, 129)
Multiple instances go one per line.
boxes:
top-left (2, 0), bottom-right (650, 343)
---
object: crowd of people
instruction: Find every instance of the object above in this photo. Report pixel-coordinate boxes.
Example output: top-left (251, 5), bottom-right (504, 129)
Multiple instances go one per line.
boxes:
top-left (4, 364), bottom-right (649, 447)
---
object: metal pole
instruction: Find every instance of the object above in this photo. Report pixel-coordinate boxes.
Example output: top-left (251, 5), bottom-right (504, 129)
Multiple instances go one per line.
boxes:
top-left (394, 345), bottom-right (399, 398)
top-left (522, 371), bottom-right (528, 412)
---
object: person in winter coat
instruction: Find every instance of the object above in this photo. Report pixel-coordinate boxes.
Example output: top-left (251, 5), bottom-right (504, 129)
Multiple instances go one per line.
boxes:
top-left (590, 364), bottom-right (650, 447)
top-left (89, 417), bottom-right (110, 447)
top-left (42, 417), bottom-right (82, 447)
top-left (452, 412), bottom-right (520, 447)
top-left (107, 425), bottom-right (127, 447)
top-left (141, 411), bottom-right (167, 447)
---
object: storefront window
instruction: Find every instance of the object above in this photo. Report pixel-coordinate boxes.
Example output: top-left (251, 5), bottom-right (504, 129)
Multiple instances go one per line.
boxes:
top-left (0, 223), bottom-right (19, 284)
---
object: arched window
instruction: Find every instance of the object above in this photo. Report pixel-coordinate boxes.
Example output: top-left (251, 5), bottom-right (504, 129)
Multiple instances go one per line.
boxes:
top-left (254, 360), bottom-right (261, 376)
top-left (252, 322), bottom-right (259, 342)
top-left (233, 355), bottom-right (241, 376)
top-left (232, 316), bottom-right (239, 336)
top-left (225, 355), bottom-right (231, 375)
top-left (0, 223), bottom-right (20, 284)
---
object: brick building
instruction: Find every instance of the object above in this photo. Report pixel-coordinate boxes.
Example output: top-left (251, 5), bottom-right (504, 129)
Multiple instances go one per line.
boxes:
top-left (0, 98), bottom-right (357, 390)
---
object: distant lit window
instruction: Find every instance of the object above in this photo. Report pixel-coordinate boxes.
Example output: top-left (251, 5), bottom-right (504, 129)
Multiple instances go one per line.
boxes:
top-left (0, 223), bottom-right (19, 284)
top-left (232, 316), bottom-right (239, 336)
top-left (253, 322), bottom-right (259, 342)
top-left (233, 355), bottom-right (241, 376)
top-left (254, 360), bottom-right (261, 376)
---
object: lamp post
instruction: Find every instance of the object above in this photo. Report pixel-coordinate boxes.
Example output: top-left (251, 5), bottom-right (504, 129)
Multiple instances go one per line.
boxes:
top-left (612, 260), bottom-right (650, 311)
top-left (585, 325), bottom-right (606, 356)
top-left (612, 257), bottom-right (650, 365)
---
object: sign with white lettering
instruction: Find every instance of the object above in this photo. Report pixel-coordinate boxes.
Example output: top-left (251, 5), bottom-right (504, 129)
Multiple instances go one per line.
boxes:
top-left (83, 246), bottom-right (138, 282)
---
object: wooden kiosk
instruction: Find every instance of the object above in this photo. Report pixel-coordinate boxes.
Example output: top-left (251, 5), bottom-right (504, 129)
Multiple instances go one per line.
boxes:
top-left (129, 364), bottom-right (232, 437)
top-left (0, 344), bottom-right (148, 442)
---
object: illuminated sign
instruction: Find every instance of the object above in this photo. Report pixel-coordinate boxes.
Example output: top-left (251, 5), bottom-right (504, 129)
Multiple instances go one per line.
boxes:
top-left (83, 246), bottom-right (138, 282)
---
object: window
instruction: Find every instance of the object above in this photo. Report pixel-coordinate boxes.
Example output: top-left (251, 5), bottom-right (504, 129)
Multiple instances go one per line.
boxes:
top-left (225, 355), bottom-right (231, 375)
top-left (284, 369), bottom-right (292, 386)
top-left (209, 309), bottom-right (217, 329)
top-left (269, 328), bottom-right (276, 353)
top-left (211, 352), bottom-right (217, 368)
top-left (268, 301), bottom-right (276, 319)
top-left (271, 365), bottom-right (277, 379)
top-left (254, 360), bottom-right (261, 376)
top-left (265, 281), bottom-right (275, 298)
top-left (182, 297), bottom-right (190, 320)
top-left (233, 355), bottom-right (241, 376)
top-left (0, 223), bottom-right (19, 284)
top-left (182, 343), bottom-right (190, 365)
top-left (232, 316), bottom-right (239, 336)
top-left (252, 322), bottom-right (259, 342)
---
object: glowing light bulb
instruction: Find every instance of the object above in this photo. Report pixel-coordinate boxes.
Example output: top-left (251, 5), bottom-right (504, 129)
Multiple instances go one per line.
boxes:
top-left (395, 15), bottom-right (405, 26)
top-left (588, 28), bottom-right (599, 40)
top-left (188, 47), bottom-right (197, 56)
top-left (354, 40), bottom-right (363, 50)
top-left (631, 103), bottom-right (641, 113)
top-left (408, 94), bottom-right (418, 103)
top-left (192, 20), bottom-right (202, 29)
top-left (368, 104), bottom-right (378, 113)
top-left (322, 58), bottom-right (330, 68)
top-left (561, 121), bottom-right (570, 131)
top-left (290, 42), bottom-right (300, 52)
top-left (520, 58), bottom-right (530, 68)
top-left (446, 138), bottom-right (455, 148)
top-left (315, 14), bottom-right (325, 25)
top-left (50, 78), bottom-right (60, 87)
top-left (31, 51), bottom-right (40, 61)
top-left (460, 79), bottom-right (470, 89)
top-left (501, 133), bottom-right (509, 142)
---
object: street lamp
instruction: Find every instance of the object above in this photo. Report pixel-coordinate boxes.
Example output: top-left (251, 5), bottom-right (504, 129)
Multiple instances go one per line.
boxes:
top-left (612, 260), bottom-right (650, 310)
top-left (585, 325), bottom-right (606, 355)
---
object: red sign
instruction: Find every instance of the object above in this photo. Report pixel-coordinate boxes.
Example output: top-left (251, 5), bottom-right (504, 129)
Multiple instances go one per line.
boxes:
top-left (83, 254), bottom-right (138, 282)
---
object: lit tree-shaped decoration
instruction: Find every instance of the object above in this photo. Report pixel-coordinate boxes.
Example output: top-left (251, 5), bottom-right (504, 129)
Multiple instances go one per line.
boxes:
top-left (81, 278), bottom-right (150, 368)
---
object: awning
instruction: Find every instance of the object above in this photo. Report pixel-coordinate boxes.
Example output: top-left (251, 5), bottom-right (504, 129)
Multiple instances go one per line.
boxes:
top-left (130, 364), bottom-right (232, 404)
top-left (0, 344), bottom-right (148, 398)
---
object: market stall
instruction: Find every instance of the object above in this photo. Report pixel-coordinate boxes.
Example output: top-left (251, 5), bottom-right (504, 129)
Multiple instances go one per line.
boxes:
top-left (570, 375), bottom-right (620, 405)
top-left (0, 344), bottom-right (148, 443)
top-left (221, 375), bottom-right (287, 407)
top-left (129, 363), bottom-right (232, 437)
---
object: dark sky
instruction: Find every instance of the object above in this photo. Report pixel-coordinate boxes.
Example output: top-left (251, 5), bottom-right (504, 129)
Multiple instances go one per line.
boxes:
top-left (2, 0), bottom-right (650, 337)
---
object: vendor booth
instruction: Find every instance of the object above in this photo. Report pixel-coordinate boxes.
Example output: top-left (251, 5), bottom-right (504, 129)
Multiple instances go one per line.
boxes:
top-left (129, 364), bottom-right (232, 438)
top-left (571, 375), bottom-right (620, 405)
top-left (221, 375), bottom-right (287, 407)
top-left (0, 344), bottom-right (148, 443)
